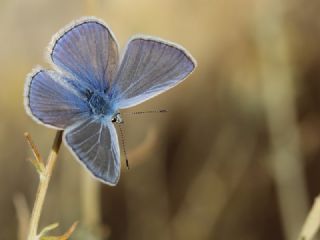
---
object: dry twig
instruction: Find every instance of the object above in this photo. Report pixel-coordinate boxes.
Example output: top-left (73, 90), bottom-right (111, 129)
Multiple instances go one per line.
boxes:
top-left (25, 131), bottom-right (77, 240)
top-left (299, 196), bottom-right (320, 240)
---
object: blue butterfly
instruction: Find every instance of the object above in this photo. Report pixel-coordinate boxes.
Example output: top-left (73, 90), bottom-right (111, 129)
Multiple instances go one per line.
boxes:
top-left (24, 17), bottom-right (196, 185)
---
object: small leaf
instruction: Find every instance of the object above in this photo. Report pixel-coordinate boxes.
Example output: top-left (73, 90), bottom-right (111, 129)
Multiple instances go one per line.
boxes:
top-left (39, 221), bottom-right (78, 240)
top-left (28, 157), bottom-right (45, 176)
top-left (24, 132), bottom-right (44, 164)
top-left (38, 223), bottom-right (59, 237)
top-left (40, 236), bottom-right (59, 240)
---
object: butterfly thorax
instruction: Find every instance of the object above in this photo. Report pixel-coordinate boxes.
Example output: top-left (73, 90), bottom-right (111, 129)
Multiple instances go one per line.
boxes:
top-left (87, 90), bottom-right (115, 117)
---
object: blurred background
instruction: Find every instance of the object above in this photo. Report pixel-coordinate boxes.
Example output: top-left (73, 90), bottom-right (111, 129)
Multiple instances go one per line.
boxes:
top-left (1, 0), bottom-right (320, 239)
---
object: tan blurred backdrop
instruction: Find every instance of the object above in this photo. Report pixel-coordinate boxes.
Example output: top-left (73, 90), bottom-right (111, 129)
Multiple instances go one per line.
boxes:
top-left (1, 0), bottom-right (320, 239)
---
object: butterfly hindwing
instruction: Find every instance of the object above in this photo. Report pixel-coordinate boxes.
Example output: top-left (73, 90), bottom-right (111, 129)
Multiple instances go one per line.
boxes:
top-left (25, 68), bottom-right (90, 129)
top-left (64, 118), bottom-right (121, 185)
top-left (49, 18), bottom-right (119, 92)
top-left (111, 37), bottom-right (196, 109)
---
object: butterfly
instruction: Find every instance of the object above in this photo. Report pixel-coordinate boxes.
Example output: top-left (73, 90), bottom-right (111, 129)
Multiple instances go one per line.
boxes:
top-left (24, 17), bottom-right (196, 186)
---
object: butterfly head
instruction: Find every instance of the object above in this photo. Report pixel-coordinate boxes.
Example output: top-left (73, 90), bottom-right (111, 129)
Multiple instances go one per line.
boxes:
top-left (111, 112), bottom-right (123, 124)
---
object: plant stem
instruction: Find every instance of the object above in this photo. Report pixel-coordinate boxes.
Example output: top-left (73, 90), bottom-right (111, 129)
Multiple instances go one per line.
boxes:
top-left (27, 130), bottom-right (63, 240)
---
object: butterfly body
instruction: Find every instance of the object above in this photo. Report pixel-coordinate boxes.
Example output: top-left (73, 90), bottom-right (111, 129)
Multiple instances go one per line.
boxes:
top-left (25, 17), bottom-right (196, 185)
top-left (87, 90), bottom-right (116, 118)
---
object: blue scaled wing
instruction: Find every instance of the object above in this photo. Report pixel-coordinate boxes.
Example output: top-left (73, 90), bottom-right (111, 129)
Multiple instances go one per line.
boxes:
top-left (111, 37), bottom-right (196, 109)
top-left (25, 68), bottom-right (90, 129)
top-left (64, 119), bottom-right (121, 185)
top-left (49, 17), bottom-right (119, 92)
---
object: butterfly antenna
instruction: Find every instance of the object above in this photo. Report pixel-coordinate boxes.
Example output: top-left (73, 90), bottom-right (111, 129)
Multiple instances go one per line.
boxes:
top-left (118, 124), bottom-right (130, 169)
top-left (124, 109), bottom-right (168, 115)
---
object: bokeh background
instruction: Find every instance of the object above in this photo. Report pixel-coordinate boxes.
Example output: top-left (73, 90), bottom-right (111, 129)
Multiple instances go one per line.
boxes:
top-left (1, 0), bottom-right (320, 239)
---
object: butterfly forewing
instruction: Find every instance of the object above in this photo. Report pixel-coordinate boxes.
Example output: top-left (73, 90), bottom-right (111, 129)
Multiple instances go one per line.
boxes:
top-left (111, 37), bottom-right (196, 109)
top-left (50, 18), bottom-right (119, 92)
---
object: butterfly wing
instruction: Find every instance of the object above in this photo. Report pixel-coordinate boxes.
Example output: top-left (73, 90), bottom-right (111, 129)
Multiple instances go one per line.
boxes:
top-left (64, 119), bottom-right (121, 185)
top-left (25, 68), bottom-right (90, 129)
top-left (49, 17), bottom-right (119, 92)
top-left (111, 37), bottom-right (196, 109)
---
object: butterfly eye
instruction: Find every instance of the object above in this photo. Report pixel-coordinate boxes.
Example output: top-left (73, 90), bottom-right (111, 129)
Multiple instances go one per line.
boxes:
top-left (111, 113), bottom-right (123, 124)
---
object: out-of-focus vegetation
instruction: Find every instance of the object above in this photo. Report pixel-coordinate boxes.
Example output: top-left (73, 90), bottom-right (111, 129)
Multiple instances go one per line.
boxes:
top-left (1, 0), bottom-right (320, 239)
